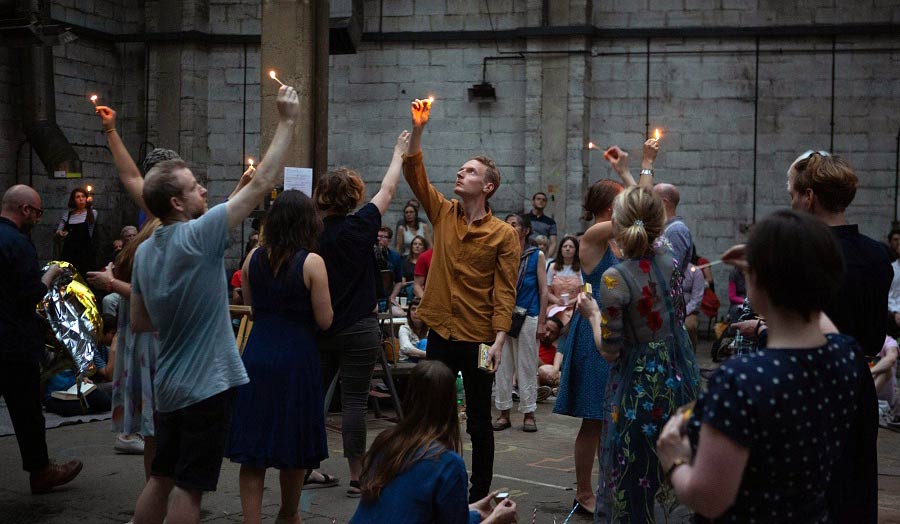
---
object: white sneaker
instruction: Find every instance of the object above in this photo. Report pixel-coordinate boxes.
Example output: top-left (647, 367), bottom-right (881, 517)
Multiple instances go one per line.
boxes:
top-left (115, 434), bottom-right (145, 455)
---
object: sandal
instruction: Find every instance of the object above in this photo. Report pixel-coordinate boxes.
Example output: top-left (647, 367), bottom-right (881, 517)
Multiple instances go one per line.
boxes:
top-left (347, 479), bottom-right (362, 498)
top-left (492, 418), bottom-right (511, 431)
top-left (523, 418), bottom-right (537, 432)
top-left (304, 470), bottom-right (340, 488)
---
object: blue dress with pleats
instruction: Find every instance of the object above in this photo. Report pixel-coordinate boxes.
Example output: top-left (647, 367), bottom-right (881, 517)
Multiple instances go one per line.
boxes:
top-left (226, 249), bottom-right (328, 470)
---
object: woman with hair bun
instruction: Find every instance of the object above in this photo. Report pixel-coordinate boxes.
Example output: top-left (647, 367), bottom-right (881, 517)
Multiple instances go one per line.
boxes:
top-left (577, 184), bottom-right (700, 522)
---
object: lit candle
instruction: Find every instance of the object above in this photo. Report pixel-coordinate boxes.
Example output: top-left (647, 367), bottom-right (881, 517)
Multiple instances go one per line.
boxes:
top-left (89, 95), bottom-right (98, 107)
top-left (654, 128), bottom-right (661, 140)
top-left (86, 185), bottom-right (93, 193)
top-left (268, 70), bottom-right (285, 87)
top-left (695, 259), bottom-right (723, 270)
top-left (248, 157), bottom-right (254, 169)
top-left (588, 141), bottom-right (596, 150)
top-left (426, 96), bottom-right (434, 107)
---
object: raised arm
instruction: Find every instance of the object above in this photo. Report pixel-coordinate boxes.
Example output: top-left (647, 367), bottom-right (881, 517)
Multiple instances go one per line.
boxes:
top-left (227, 165), bottom-right (257, 201)
top-left (403, 99), bottom-right (446, 223)
top-left (639, 138), bottom-right (659, 189)
top-left (226, 85), bottom-right (299, 229)
top-left (96, 106), bottom-right (151, 217)
top-left (370, 131), bottom-right (410, 215)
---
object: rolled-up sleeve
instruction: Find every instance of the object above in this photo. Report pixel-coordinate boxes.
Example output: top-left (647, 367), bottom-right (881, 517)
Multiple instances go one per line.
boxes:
top-left (402, 151), bottom-right (447, 226)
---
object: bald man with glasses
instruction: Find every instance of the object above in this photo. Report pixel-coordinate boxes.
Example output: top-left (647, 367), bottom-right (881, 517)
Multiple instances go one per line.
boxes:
top-left (0, 184), bottom-right (83, 494)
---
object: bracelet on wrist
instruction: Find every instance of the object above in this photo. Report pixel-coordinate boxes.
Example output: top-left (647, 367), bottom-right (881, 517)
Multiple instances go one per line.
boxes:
top-left (105, 128), bottom-right (116, 134)
top-left (640, 168), bottom-right (654, 177)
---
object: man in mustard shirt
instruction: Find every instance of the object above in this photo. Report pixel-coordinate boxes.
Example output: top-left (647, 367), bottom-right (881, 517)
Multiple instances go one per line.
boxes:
top-left (403, 99), bottom-right (521, 501)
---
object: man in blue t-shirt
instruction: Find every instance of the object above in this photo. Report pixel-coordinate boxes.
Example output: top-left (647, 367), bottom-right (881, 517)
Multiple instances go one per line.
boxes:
top-left (130, 86), bottom-right (299, 524)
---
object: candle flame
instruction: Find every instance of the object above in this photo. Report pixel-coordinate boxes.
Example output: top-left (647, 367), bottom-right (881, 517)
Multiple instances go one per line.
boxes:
top-left (588, 141), bottom-right (595, 150)
top-left (90, 95), bottom-right (98, 102)
top-left (86, 185), bottom-right (93, 192)
top-left (269, 70), bottom-right (276, 79)
top-left (654, 128), bottom-right (661, 140)
top-left (248, 158), bottom-right (254, 167)
top-left (427, 96), bottom-right (434, 103)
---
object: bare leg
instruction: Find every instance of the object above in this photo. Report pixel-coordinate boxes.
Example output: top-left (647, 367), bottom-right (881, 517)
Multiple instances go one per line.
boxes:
top-left (574, 419), bottom-right (602, 513)
top-left (239, 465), bottom-right (266, 524)
top-left (165, 486), bottom-right (203, 524)
top-left (142, 436), bottom-right (156, 482)
top-left (349, 457), bottom-right (362, 482)
top-left (133, 475), bottom-right (174, 524)
top-left (276, 469), bottom-right (306, 524)
top-left (873, 371), bottom-right (887, 396)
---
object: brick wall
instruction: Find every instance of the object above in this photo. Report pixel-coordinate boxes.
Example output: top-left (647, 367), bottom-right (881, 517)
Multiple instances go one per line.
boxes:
top-left (1, 0), bottom-right (899, 308)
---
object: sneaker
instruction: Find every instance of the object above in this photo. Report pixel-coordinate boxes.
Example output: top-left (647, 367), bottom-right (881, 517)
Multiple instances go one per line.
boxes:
top-left (115, 434), bottom-right (145, 455)
top-left (30, 459), bottom-right (83, 494)
top-left (536, 385), bottom-right (552, 403)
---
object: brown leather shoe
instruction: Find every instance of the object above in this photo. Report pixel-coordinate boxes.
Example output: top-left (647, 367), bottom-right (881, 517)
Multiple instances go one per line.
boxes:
top-left (30, 459), bottom-right (83, 494)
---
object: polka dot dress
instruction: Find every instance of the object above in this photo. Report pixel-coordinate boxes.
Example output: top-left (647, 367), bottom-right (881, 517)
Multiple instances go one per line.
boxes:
top-left (688, 333), bottom-right (861, 523)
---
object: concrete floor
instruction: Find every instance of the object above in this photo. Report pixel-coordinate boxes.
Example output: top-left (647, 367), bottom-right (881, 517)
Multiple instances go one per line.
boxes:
top-left (2, 350), bottom-right (900, 524)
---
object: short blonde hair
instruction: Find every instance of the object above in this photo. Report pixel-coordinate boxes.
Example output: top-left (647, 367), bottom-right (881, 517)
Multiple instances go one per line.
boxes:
top-left (612, 186), bottom-right (665, 259)
top-left (787, 152), bottom-right (857, 213)
top-left (471, 155), bottom-right (500, 199)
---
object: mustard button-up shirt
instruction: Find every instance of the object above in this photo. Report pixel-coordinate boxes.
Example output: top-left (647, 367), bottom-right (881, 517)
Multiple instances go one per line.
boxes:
top-left (402, 151), bottom-right (521, 343)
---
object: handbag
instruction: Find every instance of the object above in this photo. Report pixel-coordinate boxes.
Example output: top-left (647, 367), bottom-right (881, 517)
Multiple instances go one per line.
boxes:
top-left (700, 288), bottom-right (721, 318)
top-left (507, 306), bottom-right (527, 338)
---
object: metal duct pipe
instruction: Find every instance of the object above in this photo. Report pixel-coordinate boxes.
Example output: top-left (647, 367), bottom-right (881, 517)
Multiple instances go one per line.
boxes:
top-left (18, 0), bottom-right (81, 176)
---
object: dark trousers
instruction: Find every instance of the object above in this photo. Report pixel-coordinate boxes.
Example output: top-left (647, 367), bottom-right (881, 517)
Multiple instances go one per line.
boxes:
top-left (318, 316), bottom-right (381, 459)
top-left (0, 358), bottom-right (49, 472)
top-left (427, 330), bottom-right (494, 502)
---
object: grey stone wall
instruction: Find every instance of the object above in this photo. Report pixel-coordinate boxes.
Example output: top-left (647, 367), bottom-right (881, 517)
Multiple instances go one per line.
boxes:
top-left (1, 0), bottom-right (899, 316)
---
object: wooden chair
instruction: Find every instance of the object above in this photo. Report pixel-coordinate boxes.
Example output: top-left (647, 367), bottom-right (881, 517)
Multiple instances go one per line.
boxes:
top-left (229, 305), bottom-right (253, 355)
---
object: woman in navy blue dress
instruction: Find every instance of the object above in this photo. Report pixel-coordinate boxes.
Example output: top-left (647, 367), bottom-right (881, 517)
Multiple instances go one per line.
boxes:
top-left (226, 190), bottom-right (333, 524)
top-left (657, 210), bottom-right (865, 523)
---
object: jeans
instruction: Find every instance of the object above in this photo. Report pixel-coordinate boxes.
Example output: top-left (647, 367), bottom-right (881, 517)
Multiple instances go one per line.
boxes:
top-left (318, 315), bottom-right (380, 459)
top-left (427, 330), bottom-right (494, 502)
top-left (0, 358), bottom-right (49, 472)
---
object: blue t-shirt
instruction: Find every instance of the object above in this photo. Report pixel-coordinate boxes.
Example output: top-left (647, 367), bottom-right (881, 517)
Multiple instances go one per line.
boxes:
top-left (132, 203), bottom-right (248, 412)
top-left (351, 449), bottom-right (480, 524)
top-left (687, 333), bottom-right (861, 523)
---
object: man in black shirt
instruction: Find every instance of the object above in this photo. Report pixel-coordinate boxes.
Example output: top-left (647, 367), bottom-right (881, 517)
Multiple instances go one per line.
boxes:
top-left (788, 151), bottom-right (889, 524)
top-left (0, 185), bottom-right (82, 493)
top-left (527, 192), bottom-right (557, 254)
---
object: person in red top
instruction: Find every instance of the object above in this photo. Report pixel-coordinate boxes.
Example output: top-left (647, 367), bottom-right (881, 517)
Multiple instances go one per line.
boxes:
top-left (413, 247), bottom-right (433, 298)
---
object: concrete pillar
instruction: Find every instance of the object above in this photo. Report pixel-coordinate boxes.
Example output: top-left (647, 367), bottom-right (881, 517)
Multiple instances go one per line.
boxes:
top-left (260, 0), bottom-right (329, 178)
top-left (151, 0), bottom-right (209, 185)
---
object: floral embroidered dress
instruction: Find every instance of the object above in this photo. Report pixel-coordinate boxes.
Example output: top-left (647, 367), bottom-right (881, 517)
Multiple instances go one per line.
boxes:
top-left (597, 243), bottom-right (700, 523)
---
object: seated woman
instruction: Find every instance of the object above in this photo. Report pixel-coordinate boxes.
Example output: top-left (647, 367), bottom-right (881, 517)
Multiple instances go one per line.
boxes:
top-left (656, 210), bottom-right (865, 522)
top-left (546, 235), bottom-right (582, 307)
top-left (398, 298), bottom-right (428, 362)
top-left (873, 335), bottom-right (899, 427)
top-left (352, 361), bottom-right (517, 524)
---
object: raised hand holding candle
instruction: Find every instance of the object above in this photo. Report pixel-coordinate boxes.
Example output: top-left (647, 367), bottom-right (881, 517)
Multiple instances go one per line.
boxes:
top-left (268, 70), bottom-right (285, 87)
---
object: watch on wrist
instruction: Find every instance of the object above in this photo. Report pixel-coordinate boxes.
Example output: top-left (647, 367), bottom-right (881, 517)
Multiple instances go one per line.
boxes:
top-left (640, 168), bottom-right (654, 177)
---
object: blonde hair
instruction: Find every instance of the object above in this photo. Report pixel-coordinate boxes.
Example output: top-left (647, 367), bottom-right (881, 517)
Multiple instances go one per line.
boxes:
top-left (787, 152), bottom-right (857, 213)
top-left (470, 155), bottom-right (501, 199)
top-left (612, 186), bottom-right (665, 258)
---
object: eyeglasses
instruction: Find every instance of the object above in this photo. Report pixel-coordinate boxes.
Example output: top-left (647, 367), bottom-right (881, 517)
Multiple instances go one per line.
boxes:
top-left (796, 150), bottom-right (830, 162)
top-left (21, 204), bottom-right (43, 218)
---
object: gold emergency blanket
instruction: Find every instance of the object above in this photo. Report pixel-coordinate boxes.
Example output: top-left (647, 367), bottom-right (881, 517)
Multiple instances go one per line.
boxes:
top-left (37, 261), bottom-right (101, 379)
